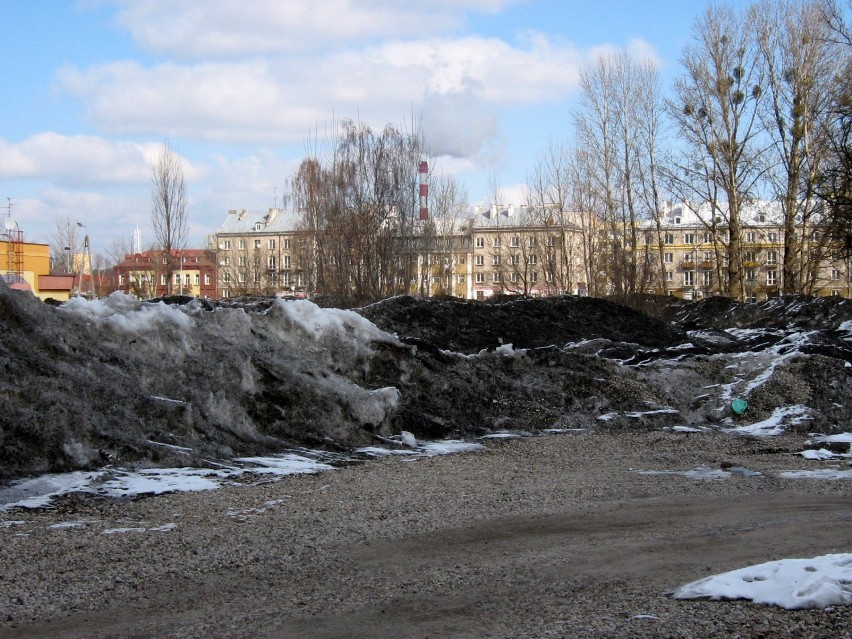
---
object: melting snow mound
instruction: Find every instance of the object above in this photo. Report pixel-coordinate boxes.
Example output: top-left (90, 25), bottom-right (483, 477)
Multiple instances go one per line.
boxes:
top-left (674, 553), bottom-right (852, 609)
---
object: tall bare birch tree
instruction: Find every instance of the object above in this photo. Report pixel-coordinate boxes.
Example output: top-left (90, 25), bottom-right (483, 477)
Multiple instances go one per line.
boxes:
top-left (151, 140), bottom-right (188, 295)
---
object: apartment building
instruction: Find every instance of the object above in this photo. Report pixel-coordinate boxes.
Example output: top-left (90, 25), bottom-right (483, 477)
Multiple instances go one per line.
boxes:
top-left (642, 202), bottom-right (851, 301)
top-left (215, 208), bottom-right (312, 298)
top-left (213, 201), bottom-right (850, 302)
top-left (465, 204), bottom-right (588, 300)
top-left (113, 249), bottom-right (217, 299)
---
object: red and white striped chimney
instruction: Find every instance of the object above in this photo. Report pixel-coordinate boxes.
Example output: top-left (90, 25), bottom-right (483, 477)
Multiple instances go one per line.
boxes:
top-left (418, 160), bottom-right (428, 221)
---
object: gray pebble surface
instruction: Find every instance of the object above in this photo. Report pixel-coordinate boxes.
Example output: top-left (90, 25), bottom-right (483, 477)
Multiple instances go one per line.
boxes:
top-left (1, 430), bottom-right (850, 638)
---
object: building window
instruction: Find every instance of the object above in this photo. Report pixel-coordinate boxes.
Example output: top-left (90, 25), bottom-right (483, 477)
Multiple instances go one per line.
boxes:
top-left (767, 251), bottom-right (777, 265)
top-left (254, 272), bottom-right (261, 283)
top-left (768, 232), bottom-right (778, 242)
top-left (238, 256), bottom-right (246, 267)
top-left (511, 272), bottom-right (519, 283)
top-left (744, 250), bottom-right (757, 263)
top-left (528, 237), bottom-right (537, 248)
top-left (684, 233), bottom-right (695, 244)
top-left (746, 231), bottom-right (756, 243)
top-left (268, 239), bottom-right (276, 250)
top-left (664, 252), bottom-right (673, 264)
top-left (254, 239), bottom-right (262, 249)
top-left (511, 236), bottom-right (520, 248)
top-left (704, 231), bottom-right (713, 243)
top-left (223, 240), bottom-right (231, 250)
top-left (545, 271), bottom-right (554, 282)
top-left (531, 271), bottom-right (538, 282)
top-left (832, 269), bottom-right (841, 280)
top-left (457, 274), bottom-right (465, 284)
top-left (223, 256), bottom-right (231, 266)
top-left (492, 272), bottom-right (500, 283)
top-left (767, 270), bottom-right (777, 285)
top-left (268, 256), bottom-right (276, 269)
top-left (546, 236), bottom-right (556, 247)
top-left (238, 273), bottom-right (246, 283)
top-left (702, 271), bottom-right (712, 287)
top-left (493, 237), bottom-right (501, 248)
top-left (284, 256), bottom-right (291, 269)
top-left (283, 239), bottom-right (291, 250)
top-left (205, 274), bottom-right (211, 285)
top-left (475, 255), bottom-right (484, 266)
top-left (476, 273), bottom-right (484, 283)
top-left (118, 274), bottom-right (125, 286)
top-left (528, 255), bottom-right (538, 265)
top-left (665, 270), bottom-right (673, 282)
top-left (664, 233), bottom-right (674, 245)
top-left (254, 223), bottom-right (262, 231)
top-left (511, 255), bottom-right (520, 265)
top-left (160, 274), bottom-right (167, 285)
top-left (458, 255), bottom-right (466, 265)
top-left (492, 255), bottom-right (501, 265)
top-left (223, 273), bottom-right (231, 283)
top-left (238, 239), bottom-right (246, 250)
top-left (684, 271), bottom-right (694, 286)
top-left (475, 237), bottom-right (484, 248)
top-left (746, 269), bottom-right (756, 282)
top-left (162, 256), bottom-right (168, 265)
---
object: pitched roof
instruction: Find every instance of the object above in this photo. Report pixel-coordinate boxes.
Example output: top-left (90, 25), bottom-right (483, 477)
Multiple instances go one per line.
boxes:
top-left (218, 208), bottom-right (303, 234)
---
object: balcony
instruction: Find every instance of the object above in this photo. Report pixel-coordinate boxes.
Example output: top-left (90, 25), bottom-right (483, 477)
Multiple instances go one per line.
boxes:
top-left (699, 260), bottom-right (715, 269)
top-left (680, 261), bottom-right (695, 269)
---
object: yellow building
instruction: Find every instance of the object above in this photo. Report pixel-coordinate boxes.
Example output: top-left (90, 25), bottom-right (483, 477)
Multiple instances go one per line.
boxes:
top-left (0, 234), bottom-right (60, 301)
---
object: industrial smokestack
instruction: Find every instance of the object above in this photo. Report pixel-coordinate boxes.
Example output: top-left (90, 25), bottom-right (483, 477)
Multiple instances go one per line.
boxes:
top-left (419, 160), bottom-right (428, 221)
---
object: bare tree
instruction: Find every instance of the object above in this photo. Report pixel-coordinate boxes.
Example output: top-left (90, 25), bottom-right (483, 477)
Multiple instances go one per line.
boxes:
top-left (50, 215), bottom-right (80, 274)
top-left (755, 0), bottom-right (842, 293)
top-left (668, 4), bottom-right (766, 300)
top-left (151, 140), bottom-right (188, 295)
top-left (291, 119), bottom-right (425, 305)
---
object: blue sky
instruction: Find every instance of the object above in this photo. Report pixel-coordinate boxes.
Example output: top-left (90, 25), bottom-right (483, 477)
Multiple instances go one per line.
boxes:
top-left (0, 0), bottom-right (755, 257)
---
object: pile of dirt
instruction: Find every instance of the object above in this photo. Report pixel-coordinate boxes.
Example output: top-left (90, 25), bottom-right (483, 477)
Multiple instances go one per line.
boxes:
top-left (2, 285), bottom-right (851, 484)
top-left (357, 295), bottom-right (690, 353)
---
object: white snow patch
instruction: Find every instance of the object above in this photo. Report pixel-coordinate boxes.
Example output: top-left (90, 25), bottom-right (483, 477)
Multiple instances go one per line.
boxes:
top-left (495, 343), bottom-right (527, 357)
top-left (727, 405), bottom-right (812, 437)
top-left (781, 469), bottom-right (852, 480)
top-left (60, 292), bottom-right (195, 334)
top-left (234, 455), bottom-right (335, 476)
top-left (674, 553), bottom-right (852, 609)
top-left (633, 467), bottom-right (732, 480)
top-left (809, 432), bottom-right (852, 444)
top-left (103, 527), bottom-right (146, 535)
top-left (799, 449), bottom-right (840, 460)
top-left (597, 412), bottom-right (618, 422)
top-left (624, 408), bottom-right (680, 418)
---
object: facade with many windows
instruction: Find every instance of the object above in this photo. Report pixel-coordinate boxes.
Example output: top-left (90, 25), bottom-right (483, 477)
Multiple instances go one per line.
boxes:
top-left (113, 249), bottom-right (217, 299)
top-left (641, 202), bottom-right (850, 301)
top-left (214, 201), bottom-right (851, 302)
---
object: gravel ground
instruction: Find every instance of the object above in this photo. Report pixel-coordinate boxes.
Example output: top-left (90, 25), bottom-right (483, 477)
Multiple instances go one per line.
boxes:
top-left (1, 429), bottom-right (850, 638)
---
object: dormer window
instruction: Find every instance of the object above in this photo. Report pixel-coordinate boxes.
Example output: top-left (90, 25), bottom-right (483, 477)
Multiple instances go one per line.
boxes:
top-left (254, 223), bottom-right (263, 231)
top-left (674, 217), bottom-right (681, 224)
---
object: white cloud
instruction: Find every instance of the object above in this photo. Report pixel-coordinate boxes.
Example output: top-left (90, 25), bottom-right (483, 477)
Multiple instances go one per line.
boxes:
top-left (56, 33), bottom-right (583, 160)
top-left (0, 134), bottom-right (158, 186)
top-left (105, 0), bottom-right (524, 57)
